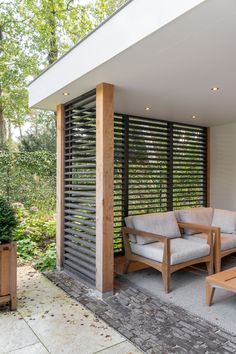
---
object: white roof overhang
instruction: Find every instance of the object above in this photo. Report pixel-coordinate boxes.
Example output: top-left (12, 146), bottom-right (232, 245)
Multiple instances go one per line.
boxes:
top-left (28, 0), bottom-right (236, 127)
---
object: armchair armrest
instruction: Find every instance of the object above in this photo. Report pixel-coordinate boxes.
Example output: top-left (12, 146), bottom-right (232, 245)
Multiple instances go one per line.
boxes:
top-left (177, 222), bottom-right (220, 249)
top-left (123, 227), bottom-right (172, 243)
top-left (123, 227), bottom-right (171, 267)
top-left (177, 222), bottom-right (220, 234)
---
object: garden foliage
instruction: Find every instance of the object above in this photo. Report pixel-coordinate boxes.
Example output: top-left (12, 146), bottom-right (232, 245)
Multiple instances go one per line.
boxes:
top-left (0, 151), bottom-right (56, 212)
top-left (13, 203), bottom-right (56, 271)
top-left (0, 152), bottom-right (56, 270)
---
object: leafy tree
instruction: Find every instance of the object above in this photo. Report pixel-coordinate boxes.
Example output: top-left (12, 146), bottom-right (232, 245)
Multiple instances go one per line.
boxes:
top-left (0, 0), bottom-right (127, 151)
top-left (23, 0), bottom-right (93, 65)
top-left (19, 114), bottom-right (56, 152)
top-left (0, 1), bottom-right (38, 147)
top-left (92, 0), bottom-right (127, 24)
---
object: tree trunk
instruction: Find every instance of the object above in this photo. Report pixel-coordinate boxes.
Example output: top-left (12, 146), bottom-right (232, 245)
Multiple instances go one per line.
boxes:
top-left (34, 111), bottom-right (38, 137)
top-left (0, 27), bottom-right (5, 147)
top-left (18, 124), bottom-right (23, 140)
top-left (7, 120), bottom-right (12, 140)
top-left (0, 88), bottom-right (5, 147)
top-left (48, 2), bottom-right (58, 65)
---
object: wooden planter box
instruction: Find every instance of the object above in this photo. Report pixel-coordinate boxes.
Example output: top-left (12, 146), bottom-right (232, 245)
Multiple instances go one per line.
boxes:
top-left (0, 242), bottom-right (17, 310)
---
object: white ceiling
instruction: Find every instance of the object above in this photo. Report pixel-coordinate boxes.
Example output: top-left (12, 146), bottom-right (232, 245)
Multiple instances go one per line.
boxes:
top-left (28, 0), bottom-right (236, 127)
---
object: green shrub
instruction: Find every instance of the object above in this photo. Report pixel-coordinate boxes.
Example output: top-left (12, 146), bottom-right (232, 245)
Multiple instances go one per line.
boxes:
top-left (34, 243), bottom-right (56, 271)
top-left (0, 197), bottom-right (18, 243)
top-left (12, 203), bottom-right (56, 270)
top-left (17, 238), bottom-right (39, 259)
top-left (0, 151), bottom-right (56, 212)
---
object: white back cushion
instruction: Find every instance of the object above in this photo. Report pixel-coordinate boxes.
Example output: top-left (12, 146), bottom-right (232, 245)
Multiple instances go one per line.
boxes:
top-left (178, 207), bottom-right (213, 235)
top-left (212, 209), bottom-right (236, 234)
top-left (131, 211), bottom-right (181, 245)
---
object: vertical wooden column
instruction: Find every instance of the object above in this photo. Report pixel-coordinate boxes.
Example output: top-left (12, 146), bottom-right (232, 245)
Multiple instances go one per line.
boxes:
top-left (10, 242), bottom-right (17, 310)
top-left (96, 83), bottom-right (114, 296)
top-left (56, 104), bottom-right (65, 269)
top-left (207, 127), bottom-right (211, 207)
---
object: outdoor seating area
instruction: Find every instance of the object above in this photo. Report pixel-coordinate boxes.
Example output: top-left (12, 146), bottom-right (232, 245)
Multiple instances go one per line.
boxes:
top-left (124, 207), bottom-right (236, 294)
top-left (124, 210), bottom-right (214, 293)
top-left (24, 0), bottom-right (236, 351)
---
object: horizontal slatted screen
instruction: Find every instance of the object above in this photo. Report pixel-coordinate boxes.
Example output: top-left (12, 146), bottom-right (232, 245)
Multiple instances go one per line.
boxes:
top-left (64, 90), bottom-right (96, 285)
top-left (128, 116), bottom-right (169, 215)
top-left (172, 124), bottom-right (207, 209)
top-left (114, 115), bottom-right (126, 253)
top-left (114, 115), bottom-right (207, 254)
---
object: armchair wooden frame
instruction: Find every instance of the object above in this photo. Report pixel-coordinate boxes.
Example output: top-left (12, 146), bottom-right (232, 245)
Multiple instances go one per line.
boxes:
top-left (123, 222), bottom-right (218, 293)
top-left (214, 228), bottom-right (236, 273)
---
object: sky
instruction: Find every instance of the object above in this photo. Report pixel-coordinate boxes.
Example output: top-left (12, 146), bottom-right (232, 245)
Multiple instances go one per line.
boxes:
top-left (79, 0), bottom-right (93, 4)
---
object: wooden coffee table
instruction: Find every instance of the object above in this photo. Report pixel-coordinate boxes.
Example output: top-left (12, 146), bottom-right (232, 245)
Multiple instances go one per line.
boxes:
top-left (206, 267), bottom-right (236, 306)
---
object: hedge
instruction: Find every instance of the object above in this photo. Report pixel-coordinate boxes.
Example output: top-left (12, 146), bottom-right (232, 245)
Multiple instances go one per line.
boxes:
top-left (0, 151), bottom-right (56, 212)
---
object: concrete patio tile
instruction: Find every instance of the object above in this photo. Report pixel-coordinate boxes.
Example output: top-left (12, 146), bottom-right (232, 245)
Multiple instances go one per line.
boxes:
top-left (17, 267), bottom-right (127, 354)
top-left (94, 341), bottom-right (143, 354)
top-left (23, 306), bottom-right (127, 354)
top-left (6, 343), bottom-right (49, 354)
top-left (0, 312), bottom-right (38, 354)
top-left (17, 267), bottom-right (67, 318)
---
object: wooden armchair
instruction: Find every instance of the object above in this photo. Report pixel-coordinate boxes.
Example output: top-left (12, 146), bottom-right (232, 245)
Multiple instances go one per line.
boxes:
top-left (213, 228), bottom-right (236, 273)
top-left (123, 221), bottom-right (219, 293)
top-left (175, 207), bottom-right (236, 273)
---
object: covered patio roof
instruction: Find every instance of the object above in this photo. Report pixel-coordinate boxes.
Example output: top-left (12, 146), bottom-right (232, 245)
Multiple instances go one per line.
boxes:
top-left (28, 0), bottom-right (236, 127)
top-left (27, 0), bottom-right (236, 298)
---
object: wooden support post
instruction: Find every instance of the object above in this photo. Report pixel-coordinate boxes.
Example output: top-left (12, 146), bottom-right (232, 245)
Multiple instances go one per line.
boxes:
top-left (0, 242), bottom-right (17, 310)
top-left (10, 242), bottom-right (17, 310)
top-left (56, 104), bottom-right (65, 269)
top-left (96, 83), bottom-right (114, 297)
top-left (207, 127), bottom-right (211, 207)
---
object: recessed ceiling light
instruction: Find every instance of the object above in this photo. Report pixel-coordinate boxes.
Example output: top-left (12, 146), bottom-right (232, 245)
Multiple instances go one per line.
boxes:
top-left (211, 87), bottom-right (219, 92)
top-left (192, 115), bottom-right (196, 119)
top-left (63, 92), bottom-right (70, 96)
top-left (145, 107), bottom-right (151, 111)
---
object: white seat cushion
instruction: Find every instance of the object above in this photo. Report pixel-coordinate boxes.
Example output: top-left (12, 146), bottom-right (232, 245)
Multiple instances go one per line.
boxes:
top-left (183, 233), bottom-right (236, 251)
top-left (131, 238), bottom-right (210, 265)
top-left (212, 209), bottom-right (236, 234)
top-left (177, 207), bottom-right (213, 235)
top-left (220, 234), bottom-right (236, 251)
top-left (129, 211), bottom-right (181, 245)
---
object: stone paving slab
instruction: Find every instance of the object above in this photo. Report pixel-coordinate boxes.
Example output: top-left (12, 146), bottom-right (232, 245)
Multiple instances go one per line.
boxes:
top-left (7, 343), bottom-right (49, 354)
top-left (0, 311), bottom-right (39, 353)
top-left (45, 269), bottom-right (236, 354)
top-left (0, 267), bottom-right (142, 354)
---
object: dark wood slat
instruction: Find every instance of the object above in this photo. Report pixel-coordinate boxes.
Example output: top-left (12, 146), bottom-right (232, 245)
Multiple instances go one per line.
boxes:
top-left (65, 222), bottom-right (96, 235)
top-left (64, 261), bottom-right (96, 281)
top-left (64, 209), bottom-right (95, 219)
top-left (64, 203), bottom-right (96, 212)
top-left (64, 232), bottom-right (96, 248)
top-left (64, 241), bottom-right (95, 258)
top-left (64, 215), bottom-right (96, 227)
top-left (64, 253), bottom-right (96, 272)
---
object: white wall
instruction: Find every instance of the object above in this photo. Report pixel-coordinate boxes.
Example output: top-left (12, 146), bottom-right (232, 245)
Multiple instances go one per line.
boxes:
top-left (211, 123), bottom-right (236, 211)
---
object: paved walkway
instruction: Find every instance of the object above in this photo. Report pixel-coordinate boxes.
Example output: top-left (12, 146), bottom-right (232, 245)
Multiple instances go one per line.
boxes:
top-left (0, 267), bottom-right (142, 354)
top-left (46, 269), bottom-right (236, 354)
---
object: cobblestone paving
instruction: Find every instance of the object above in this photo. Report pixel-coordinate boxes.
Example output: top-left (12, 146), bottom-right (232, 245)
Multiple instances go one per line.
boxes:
top-left (44, 270), bottom-right (236, 354)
